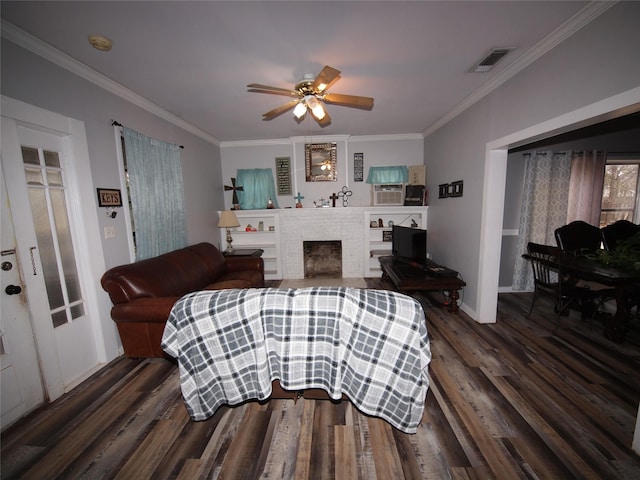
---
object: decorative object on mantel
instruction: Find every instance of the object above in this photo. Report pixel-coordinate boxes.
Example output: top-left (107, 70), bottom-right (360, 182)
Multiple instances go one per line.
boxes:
top-left (404, 185), bottom-right (425, 206)
top-left (408, 165), bottom-right (426, 186)
top-left (224, 178), bottom-right (243, 210)
top-left (294, 192), bottom-right (304, 208)
top-left (267, 198), bottom-right (275, 209)
top-left (314, 198), bottom-right (331, 208)
top-left (330, 192), bottom-right (339, 207)
top-left (218, 210), bottom-right (240, 253)
top-left (338, 185), bottom-right (353, 207)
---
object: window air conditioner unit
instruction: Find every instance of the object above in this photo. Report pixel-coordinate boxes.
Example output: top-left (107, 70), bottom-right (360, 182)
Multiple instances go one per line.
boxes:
top-left (372, 184), bottom-right (405, 206)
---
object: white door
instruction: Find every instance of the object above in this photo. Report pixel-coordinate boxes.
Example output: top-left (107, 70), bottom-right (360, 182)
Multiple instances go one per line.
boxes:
top-left (1, 116), bottom-right (100, 405)
top-left (0, 167), bottom-right (45, 430)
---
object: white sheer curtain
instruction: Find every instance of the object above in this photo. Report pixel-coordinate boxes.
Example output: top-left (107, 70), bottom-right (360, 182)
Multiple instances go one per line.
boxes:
top-left (123, 127), bottom-right (186, 260)
top-left (512, 151), bottom-right (572, 291)
top-left (567, 150), bottom-right (606, 225)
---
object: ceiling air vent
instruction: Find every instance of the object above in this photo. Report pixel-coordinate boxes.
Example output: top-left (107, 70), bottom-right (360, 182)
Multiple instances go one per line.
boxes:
top-left (472, 48), bottom-right (513, 73)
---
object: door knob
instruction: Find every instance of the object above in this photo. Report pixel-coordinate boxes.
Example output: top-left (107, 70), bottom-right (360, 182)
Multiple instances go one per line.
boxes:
top-left (5, 285), bottom-right (22, 295)
top-left (1, 261), bottom-right (12, 271)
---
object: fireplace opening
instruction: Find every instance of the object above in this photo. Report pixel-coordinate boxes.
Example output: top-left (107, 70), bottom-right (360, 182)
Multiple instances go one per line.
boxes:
top-left (303, 241), bottom-right (342, 278)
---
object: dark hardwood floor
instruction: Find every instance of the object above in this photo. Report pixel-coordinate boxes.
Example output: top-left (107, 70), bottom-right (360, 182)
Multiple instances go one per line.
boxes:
top-left (2, 279), bottom-right (640, 479)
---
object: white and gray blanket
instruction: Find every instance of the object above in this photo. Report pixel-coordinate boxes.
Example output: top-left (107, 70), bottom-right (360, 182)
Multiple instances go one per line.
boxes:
top-left (161, 287), bottom-right (431, 433)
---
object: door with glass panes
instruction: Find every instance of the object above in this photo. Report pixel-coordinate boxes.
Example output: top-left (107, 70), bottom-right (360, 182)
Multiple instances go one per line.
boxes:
top-left (1, 117), bottom-right (100, 402)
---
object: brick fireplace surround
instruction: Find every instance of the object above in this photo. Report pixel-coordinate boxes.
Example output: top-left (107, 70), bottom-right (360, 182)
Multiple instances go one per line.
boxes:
top-left (279, 208), bottom-right (366, 279)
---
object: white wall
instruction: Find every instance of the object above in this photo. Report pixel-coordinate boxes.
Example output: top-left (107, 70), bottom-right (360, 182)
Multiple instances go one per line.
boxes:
top-left (220, 134), bottom-right (424, 209)
top-left (424, 2), bottom-right (640, 320)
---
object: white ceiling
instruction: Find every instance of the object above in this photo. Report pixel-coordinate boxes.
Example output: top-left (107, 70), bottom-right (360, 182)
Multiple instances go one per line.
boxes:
top-left (1, 1), bottom-right (601, 143)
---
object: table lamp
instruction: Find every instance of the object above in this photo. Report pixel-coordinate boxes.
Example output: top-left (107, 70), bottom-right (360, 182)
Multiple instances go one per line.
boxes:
top-left (218, 210), bottom-right (240, 253)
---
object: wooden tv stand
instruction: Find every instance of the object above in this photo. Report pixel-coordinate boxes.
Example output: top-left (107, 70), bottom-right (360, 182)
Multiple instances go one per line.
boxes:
top-left (379, 256), bottom-right (466, 313)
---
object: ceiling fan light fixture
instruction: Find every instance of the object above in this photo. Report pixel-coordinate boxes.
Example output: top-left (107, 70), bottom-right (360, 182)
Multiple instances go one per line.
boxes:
top-left (305, 96), bottom-right (326, 120)
top-left (310, 104), bottom-right (326, 120)
top-left (293, 102), bottom-right (307, 119)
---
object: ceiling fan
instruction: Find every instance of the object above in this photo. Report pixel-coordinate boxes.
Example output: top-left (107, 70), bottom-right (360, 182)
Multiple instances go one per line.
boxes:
top-left (247, 65), bottom-right (374, 126)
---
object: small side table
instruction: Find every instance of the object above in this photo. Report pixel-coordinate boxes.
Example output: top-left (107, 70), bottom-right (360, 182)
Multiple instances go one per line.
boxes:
top-left (222, 248), bottom-right (264, 257)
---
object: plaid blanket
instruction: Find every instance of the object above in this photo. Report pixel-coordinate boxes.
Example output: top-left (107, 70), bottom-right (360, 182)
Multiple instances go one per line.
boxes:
top-left (161, 287), bottom-right (431, 433)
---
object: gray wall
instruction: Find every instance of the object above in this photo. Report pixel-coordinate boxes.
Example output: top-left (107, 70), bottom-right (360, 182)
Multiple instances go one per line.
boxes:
top-left (221, 135), bottom-right (424, 209)
top-left (1, 39), bottom-right (223, 271)
top-left (423, 2), bottom-right (640, 317)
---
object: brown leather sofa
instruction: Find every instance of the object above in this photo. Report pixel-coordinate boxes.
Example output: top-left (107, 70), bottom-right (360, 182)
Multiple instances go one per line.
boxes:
top-left (101, 242), bottom-right (264, 358)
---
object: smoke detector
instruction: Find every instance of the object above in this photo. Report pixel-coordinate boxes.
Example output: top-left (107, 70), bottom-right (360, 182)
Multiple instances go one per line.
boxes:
top-left (471, 47), bottom-right (513, 73)
top-left (88, 34), bottom-right (112, 52)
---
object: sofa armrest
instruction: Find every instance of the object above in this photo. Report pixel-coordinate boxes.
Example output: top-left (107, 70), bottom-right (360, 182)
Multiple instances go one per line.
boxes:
top-left (110, 297), bottom-right (180, 323)
top-left (225, 256), bottom-right (264, 273)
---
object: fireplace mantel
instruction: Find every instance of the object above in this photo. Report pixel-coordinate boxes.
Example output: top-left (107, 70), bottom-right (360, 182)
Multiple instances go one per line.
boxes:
top-left (223, 207), bottom-right (427, 279)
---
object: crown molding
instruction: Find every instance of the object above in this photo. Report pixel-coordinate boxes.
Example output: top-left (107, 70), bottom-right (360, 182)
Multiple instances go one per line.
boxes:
top-left (1, 19), bottom-right (221, 146)
top-left (220, 132), bottom-right (422, 148)
top-left (422, 1), bottom-right (617, 137)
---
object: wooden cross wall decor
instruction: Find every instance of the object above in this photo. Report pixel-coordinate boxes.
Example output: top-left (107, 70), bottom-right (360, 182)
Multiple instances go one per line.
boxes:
top-left (224, 178), bottom-right (243, 206)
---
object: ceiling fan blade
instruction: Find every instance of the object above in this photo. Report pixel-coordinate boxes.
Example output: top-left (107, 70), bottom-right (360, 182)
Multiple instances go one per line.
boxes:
top-left (247, 83), bottom-right (298, 96)
top-left (311, 66), bottom-right (341, 92)
top-left (323, 93), bottom-right (374, 110)
top-left (262, 100), bottom-right (300, 120)
top-left (248, 88), bottom-right (300, 98)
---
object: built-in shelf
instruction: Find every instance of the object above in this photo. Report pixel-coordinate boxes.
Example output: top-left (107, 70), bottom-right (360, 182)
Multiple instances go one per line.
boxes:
top-left (364, 207), bottom-right (427, 277)
top-left (220, 206), bottom-right (427, 279)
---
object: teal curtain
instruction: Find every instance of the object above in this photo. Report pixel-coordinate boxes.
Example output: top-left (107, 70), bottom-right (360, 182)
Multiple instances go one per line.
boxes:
top-left (366, 166), bottom-right (409, 184)
top-left (236, 169), bottom-right (280, 210)
top-left (123, 127), bottom-right (186, 260)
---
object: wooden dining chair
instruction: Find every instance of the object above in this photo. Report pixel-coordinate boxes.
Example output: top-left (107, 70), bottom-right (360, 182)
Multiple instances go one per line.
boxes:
top-left (601, 219), bottom-right (640, 251)
top-left (526, 242), bottom-right (616, 321)
top-left (525, 242), bottom-right (588, 320)
top-left (554, 220), bottom-right (602, 254)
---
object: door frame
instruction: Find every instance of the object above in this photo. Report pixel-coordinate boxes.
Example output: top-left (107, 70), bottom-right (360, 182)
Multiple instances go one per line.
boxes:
top-left (1, 95), bottom-right (119, 399)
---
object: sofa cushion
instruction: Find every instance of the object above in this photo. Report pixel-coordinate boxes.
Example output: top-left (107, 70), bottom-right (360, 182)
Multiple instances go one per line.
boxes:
top-left (204, 280), bottom-right (251, 290)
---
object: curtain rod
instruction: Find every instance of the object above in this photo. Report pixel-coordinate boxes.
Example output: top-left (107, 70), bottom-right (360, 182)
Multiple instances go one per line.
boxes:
top-left (111, 120), bottom-right (184, 149)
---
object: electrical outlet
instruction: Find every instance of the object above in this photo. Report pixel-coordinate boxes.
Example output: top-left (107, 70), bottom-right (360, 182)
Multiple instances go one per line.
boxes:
top-left (104, 226), bottom-right (116, 239)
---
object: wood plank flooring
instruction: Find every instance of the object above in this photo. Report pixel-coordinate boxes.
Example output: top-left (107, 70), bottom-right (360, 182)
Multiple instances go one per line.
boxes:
top-left (2, 280), bottom-right (640, 479)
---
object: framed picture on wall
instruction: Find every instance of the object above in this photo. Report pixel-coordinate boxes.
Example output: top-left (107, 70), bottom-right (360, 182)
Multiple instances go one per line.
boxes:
top-left (354, 153), bottom-right (364, 182)
top-left (97, 188), bottom-right (122, 207)
top-left (275, 157), bottom-right (291, 195)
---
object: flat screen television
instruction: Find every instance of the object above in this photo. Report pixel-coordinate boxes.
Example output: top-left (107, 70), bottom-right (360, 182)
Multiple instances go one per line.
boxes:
top-left (391, 225), bottom-right (427, 265)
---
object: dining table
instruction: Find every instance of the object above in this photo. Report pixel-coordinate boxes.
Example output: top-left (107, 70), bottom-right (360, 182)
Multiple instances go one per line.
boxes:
top-left (556, 253), bottom-right (640, 343)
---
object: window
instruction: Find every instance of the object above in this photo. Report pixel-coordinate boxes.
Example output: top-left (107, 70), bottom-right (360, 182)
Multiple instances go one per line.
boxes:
top-left (600, 159), bottom-right (640, 227)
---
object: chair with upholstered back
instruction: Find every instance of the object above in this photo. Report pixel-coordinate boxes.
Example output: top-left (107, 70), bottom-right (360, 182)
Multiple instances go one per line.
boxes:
top-left (601, 219), bottom-right (640, 251)
top-left (554, 220), bottom-right (602, 255)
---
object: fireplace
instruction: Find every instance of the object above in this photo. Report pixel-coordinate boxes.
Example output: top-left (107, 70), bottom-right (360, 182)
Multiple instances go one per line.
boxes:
top-left (303, 241), bottom-right (342, 278)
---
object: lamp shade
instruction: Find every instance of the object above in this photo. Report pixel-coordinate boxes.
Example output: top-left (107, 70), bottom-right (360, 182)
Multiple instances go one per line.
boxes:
top-left (218, 210), bottom-right (240, 228)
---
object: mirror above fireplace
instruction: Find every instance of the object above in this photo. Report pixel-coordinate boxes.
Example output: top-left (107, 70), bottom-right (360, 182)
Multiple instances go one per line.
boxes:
top-left (305, 142), bottom-right (337, 182)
